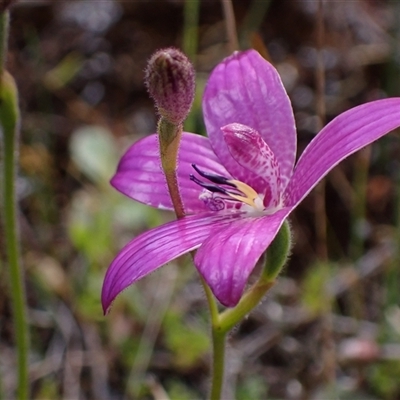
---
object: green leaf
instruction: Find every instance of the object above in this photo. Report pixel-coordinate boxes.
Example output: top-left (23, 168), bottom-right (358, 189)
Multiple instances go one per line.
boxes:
top-left (43, 52), bottom-right (82, 90)
top-left (163, 310), bottom-right (209, 369)
top-left (301, 261), bottom-right (335, 315)
top-left (70, 125), bottom-right (118, 184)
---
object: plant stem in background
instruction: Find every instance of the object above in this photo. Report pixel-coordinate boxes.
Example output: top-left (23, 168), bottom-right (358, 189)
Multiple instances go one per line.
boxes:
top-left (0, 10), bottom-right (8, 72)
top-left (384, 0), bottom-right (400, 310)
top-left (315, 0), bottom-right (336, 390)
top-left (182, 0), bottom-right (200, 134)
top-left (349, 148), bottom-right (371, 262)
top-left (315, 0), bottom-right (327, 262)
top-left (0, 12), bottom-right (8, 400)
top-left (183, 0), bottom-right (199, 64)
top-left (125, 267), bottom-right (178, 398)
top-left (0, 12), bottom-right (30, 398)
top-left (221, 0), bottom-right (239, 53)
top-left (1, 76), bottom-right (30, 400)
top-left (239, 0), bottom-right (271, 49)
top-left (387, 174), bottom-right (400, 307)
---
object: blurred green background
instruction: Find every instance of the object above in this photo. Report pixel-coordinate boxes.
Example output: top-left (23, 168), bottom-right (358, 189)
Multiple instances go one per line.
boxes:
top-left (1, 0), bottom-right (400, 399)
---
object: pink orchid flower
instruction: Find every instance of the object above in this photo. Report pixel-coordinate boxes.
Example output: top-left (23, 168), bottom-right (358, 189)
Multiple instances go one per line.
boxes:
top-left (102, 50), bottom-right (400, 312)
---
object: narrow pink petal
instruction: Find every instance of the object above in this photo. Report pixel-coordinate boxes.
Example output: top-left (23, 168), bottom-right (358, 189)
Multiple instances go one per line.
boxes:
top-left (111, 133), bottom-right (231, 213)
top-left (203, 50), bottom-right (296, 190)
top-left (285, 98), bottom-right (400, 207)
top-left (194, 208), bottom-right (291, 307)
top-left (101, 212), bottom-right (244, 313)
top-left (222, 123), bottom-right (283, 208)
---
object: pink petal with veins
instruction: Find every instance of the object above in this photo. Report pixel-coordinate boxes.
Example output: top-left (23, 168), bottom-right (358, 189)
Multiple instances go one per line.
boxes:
top-left (102, 211), bottom-right (245, 313)
top-left (285, 98), bottom-right (400, 207)
top-left (111, 132), bottom-right (231, 213)
top-left (203, 50), bottom-right (296, 190)
top-left (195, 208), bottom-right (291, 306)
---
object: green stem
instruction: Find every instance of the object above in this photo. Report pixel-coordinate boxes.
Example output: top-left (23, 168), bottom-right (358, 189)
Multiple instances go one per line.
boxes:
top-left (201, 277), bottom-right (219, 323)
top-left (182, 0), bottom-right (200, 134)
top-left (221, 0), bottom-right (239, 53)
top-left (219, 280), bottom-right (275, 334)
top-left (0, 71), bottom-right (30, 400)
top-left (210, 329), bottom-right (226, 400)
top-left (200, 276), bottom-right (226, 400)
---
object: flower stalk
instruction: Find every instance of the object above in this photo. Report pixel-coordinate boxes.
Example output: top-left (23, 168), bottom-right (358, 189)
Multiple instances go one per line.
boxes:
top-left (210, 328), bottom-right (226, 400)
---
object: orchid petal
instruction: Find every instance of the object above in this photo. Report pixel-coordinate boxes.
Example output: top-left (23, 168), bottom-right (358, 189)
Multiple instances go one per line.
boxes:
top-left (222, 123), bottom-right (283, 208)
top-left (102, 212), bottom-right (244, 313)
top-left (111, 133), bottom-right (231, 213)
top-left (194, 208), bottom-right (291, 307)
top-left (285, 98), bottom-right (400, 207)
top-left (203, 49), bottom-right (296, 189)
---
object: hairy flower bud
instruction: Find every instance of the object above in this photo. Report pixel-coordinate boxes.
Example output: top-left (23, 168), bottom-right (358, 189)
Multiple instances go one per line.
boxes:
top-left (145, 47), bottom-right (195, 124)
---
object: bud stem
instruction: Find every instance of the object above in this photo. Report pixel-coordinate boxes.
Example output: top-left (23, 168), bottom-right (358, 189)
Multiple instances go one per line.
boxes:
top-left (158, 117), bottom-right (185, 218)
